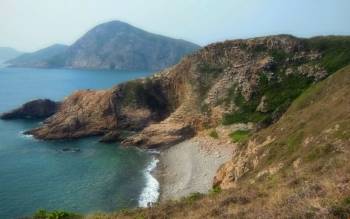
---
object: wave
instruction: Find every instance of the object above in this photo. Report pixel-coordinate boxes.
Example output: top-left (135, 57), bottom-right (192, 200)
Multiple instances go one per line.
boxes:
top-left (18, 130), bottom-right (34, 139)
top-left (138, 155), bottom-right (160, 207)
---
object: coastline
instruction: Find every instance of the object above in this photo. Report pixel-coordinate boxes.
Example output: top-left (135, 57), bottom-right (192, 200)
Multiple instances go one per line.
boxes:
top-left (138, 150), bottom-right (160, 207)
top-left (154, 137), bottom-right (235, 202)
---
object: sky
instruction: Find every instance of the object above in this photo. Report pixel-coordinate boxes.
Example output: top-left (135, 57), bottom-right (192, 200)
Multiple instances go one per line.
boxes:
top-left (1, 0), bottom-right (350, 52)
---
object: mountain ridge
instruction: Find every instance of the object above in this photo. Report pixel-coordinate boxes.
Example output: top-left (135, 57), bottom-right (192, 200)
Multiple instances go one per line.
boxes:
top-left (6, 44), bottom-right (68, 68)
top-left (7, 20), bottom-right (200, 71)
top-left (0, 47), bottom-right (22, 64)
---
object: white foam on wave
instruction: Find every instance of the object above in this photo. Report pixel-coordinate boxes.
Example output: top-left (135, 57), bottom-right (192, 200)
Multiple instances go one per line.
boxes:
top-left (18, 130), bottom-right (34, 139)
top-left (138, 155), bottom-right (160, 207)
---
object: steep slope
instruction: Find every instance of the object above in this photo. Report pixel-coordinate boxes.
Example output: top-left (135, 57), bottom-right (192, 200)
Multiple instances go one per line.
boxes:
top-left (6, 44), bottom-right (68, 68)
top-left (88, 65), bottom-right (350, 219)
top-left (20, 35), bottom-right (350, 147)
top-left (0, 47), bottom-right (22, 64)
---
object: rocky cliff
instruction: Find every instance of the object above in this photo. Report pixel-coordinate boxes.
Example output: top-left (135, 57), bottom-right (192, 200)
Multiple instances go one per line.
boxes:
top-left (11, 35), bottom-right (350, 148)
top-left (87, 63), bottom-right (350, 219)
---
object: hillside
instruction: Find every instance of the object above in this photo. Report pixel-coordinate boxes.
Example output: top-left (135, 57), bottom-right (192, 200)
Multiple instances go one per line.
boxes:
top-left (6, 44), bottom-right (68, 68)
top-left (19, 35), bottom-right (350, 145)
top-left (0, 47), bottom-right (22, 64)
top-left (3, 35), bottom-right (350, 218)
top-left (87, 64), bottom-right (350, 219)
top-left (63, 21), bottom-right (200, 71)
top-left (7, 21), bottom-right (200, 71)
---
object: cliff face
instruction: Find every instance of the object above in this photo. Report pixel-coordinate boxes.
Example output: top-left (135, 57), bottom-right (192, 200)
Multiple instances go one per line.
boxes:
top-left (86, 67), bottom-right (350, 219)
top-left (20, 35), bottom-right (350, 148)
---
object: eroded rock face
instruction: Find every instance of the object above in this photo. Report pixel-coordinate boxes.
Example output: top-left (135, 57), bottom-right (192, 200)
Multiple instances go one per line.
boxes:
top-left (17, 35), bottom-right (333, 147)
top-left (122, 121), bottom-right (195, 148)
top-left (26, 90), bottom-right (118, 139)
top-left (0, 99), bottom-right (59, 120)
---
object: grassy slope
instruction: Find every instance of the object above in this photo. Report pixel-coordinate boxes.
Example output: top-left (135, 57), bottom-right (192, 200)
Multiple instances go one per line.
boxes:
top-left (87, 65), bottom-right (350, 219)
top-left (222, 36), bottom-right (350, 127)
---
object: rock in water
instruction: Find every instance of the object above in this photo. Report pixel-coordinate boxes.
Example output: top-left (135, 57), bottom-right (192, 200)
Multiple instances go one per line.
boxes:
top-left (0, 99), bottom-right (59, 120)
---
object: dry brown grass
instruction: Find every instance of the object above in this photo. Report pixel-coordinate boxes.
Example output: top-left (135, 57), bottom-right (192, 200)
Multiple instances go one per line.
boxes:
top-left (86, 66), bottom-right (350, 219)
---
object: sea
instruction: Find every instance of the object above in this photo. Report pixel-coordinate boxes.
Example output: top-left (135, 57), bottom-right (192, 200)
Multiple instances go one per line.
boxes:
top-left (0, 67), bottom-right (159, 219)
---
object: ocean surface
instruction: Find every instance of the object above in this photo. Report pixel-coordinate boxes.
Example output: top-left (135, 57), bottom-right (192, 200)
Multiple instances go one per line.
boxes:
top-left (0, 68), bottom-right (158, 219)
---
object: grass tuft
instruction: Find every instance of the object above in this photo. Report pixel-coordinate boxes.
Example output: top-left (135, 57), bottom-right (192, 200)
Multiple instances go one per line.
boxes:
top-left (229, 130), bottom-right (250, 143)
top-left (209, 130), bottom-right (219, 139)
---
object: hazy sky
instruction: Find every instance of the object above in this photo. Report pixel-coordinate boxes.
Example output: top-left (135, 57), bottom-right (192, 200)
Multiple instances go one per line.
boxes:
top-left (1, 0), bottom-right (350, 52)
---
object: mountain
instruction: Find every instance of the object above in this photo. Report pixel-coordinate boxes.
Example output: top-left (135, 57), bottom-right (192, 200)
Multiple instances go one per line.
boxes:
top-left (7, 21), bottom-right (200, 71)
top-left (6, 44), bottom-right (68, 68)
top-left (4, 35), bottom-right (350, 218)
top-left (63, 21), bottom-right (200, 71)
top-left (0, 47), bottom-right (22, 64)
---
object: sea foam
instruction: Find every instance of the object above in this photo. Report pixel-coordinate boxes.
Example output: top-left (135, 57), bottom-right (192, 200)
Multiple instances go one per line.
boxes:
top-left (138, 155), bottom-right (160, 207)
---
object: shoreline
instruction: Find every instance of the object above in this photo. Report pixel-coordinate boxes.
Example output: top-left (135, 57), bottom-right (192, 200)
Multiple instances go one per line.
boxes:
top-left (138, 150), bottom-right (161, 207)
top-left (154, 137), bottom-right (235, 202)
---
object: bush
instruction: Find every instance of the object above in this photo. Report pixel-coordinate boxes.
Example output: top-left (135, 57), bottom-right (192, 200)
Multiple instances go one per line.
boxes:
top-left (209, 186), bottom-right (222, 195)
top-left (229, 130), bottom-right (250, 143)
top-left (181, 192), bottom-right (204, 204)
top-left (209, 130), bottom-right (219, 139)
top-left (305, 36), bottom-right (350, 73)
top-left (33, 209), bottom-right (80, 219)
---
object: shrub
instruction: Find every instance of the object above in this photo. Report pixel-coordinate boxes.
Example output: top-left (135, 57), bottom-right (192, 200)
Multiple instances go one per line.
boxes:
top-left (209, 186), bottom-right (222, 195)
top-left (305, 36), bottom-right (350, 73)
top-left (209, 130), bottom-right (219, 139)
top-left (181, 192), bottom-right (204, 204)
top-left (33, 209), bottom-right (80, 219)
top-left (229, 130), bottom-right (250, 143)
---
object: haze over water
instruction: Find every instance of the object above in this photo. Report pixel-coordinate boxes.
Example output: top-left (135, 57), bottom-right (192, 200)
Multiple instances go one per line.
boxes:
top-left (0, 68), bottom-right (153, 219)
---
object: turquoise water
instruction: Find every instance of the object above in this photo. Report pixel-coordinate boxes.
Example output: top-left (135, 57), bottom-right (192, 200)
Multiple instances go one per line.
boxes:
top-left (0, 68), bottom-right (155, 219)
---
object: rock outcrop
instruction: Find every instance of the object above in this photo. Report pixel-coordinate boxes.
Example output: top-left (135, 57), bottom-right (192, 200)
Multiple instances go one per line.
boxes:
top-left (0, 99), bottom-right (59, 120)
top-left (10, 35), bottom-right (350, 148)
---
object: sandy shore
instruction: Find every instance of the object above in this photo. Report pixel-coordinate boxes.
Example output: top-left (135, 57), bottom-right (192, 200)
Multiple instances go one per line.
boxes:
top-left (156, 137), bottom-right (235, 201)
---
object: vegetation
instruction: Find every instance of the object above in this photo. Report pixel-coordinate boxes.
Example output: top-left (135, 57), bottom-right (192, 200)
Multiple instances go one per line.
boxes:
top-left (180, 192), bottom-right (204, 204)
top-left (84, 65), bottom-right (350, 219)
top-left (221, 36), bottom-right (350, 126)
top-left (209, 130), bottom-right (219, 139)
top-left (33, 209), bottom-right (81, 219)
top-left (197, 62), bottom-right (224, 99)
top-left (209, 186), bottom-right (222, 195)
top-left (229, 130), bottom-right (250, 143)
top-left (222, 69), bottom-right (314, 126)
top-left (35, 39), bottom-right (350, 219)
top-left (270, 49), bottom-right (291, 63)
top-left (305, 36), bottom-right (350, 73)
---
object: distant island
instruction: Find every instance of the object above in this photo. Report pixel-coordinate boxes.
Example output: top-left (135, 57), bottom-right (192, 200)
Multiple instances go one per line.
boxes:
top-left (5, 44), bottom-right (68, 68)
top-left (6, 21), bottom-right (200, 71)
top-left (0, 47), bottom-right (23, 66)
